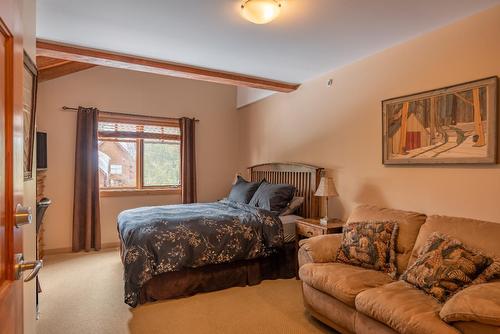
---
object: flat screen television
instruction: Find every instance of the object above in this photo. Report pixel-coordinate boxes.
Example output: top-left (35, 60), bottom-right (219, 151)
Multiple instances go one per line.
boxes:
top-left (36, 131), bottom-right (47, 170)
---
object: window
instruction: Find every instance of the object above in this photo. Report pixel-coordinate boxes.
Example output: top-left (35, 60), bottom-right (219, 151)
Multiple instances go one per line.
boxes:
top-left (143, 139), bottom-right (181, 187)
top-left (98, 113), bottom-right (181, 196)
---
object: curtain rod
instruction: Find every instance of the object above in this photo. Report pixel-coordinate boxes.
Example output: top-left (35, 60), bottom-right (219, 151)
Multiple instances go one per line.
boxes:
top-left (61, 106), bottom-right (200, 122)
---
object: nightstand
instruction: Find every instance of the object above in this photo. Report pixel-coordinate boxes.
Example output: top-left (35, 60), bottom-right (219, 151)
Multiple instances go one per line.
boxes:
top-left (295, 218), bottom-right (344, 239)
top-left (295, 218), bottom-right (344, 278)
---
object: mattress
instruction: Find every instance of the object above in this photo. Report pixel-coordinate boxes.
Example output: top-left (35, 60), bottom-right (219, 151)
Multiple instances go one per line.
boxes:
top-left (280, 214), bottom-right (302, 243)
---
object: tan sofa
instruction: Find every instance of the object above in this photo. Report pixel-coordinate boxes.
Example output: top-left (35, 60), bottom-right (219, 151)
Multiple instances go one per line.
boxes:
top-left (298, 205), bottom-right (500, 334)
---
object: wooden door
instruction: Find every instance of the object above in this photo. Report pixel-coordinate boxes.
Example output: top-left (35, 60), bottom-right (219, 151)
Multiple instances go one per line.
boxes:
top-left (0, 0), bottom-right (25, 333)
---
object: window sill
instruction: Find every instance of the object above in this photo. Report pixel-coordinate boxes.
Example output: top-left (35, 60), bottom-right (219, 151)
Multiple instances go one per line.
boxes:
top-left (100, 188), bottom-right (181, 197)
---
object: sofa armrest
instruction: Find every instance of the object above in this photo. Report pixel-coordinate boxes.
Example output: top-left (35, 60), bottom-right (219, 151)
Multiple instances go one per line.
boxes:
top-left (440, 281), bottom-right (500, 327)
top-left (297, 233), bottom-right (343, 267)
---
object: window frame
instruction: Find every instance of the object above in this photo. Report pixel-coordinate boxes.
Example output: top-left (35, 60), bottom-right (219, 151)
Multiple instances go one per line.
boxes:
top-left (98, 112), bottom-right (182, 197)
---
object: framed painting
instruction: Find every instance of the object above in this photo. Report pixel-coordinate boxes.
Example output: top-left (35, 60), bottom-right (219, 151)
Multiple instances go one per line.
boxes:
top-left (23, 51), bottom-right (38, 180)
top-left (382, 77), bottom-right (498, 165)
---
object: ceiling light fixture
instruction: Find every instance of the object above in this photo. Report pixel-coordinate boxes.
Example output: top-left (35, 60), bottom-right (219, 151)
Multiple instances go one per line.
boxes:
top-left (240, 0), bottom-right (282, 25)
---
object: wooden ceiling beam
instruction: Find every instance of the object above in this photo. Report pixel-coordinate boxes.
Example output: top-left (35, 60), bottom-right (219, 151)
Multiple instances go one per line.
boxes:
top-left (38, 60), bottom-right (97, 82)
top-left (36, 39), bottom-right (299, 93)
top-left (37, 56), bottom-right (71, 70)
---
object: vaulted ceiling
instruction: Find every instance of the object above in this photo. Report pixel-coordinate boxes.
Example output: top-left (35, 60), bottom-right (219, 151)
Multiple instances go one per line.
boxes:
top-left (36, 0), bottom-right (500, 84)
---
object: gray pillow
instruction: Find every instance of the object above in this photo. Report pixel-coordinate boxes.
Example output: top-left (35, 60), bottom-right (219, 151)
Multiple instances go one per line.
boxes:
top-left (228, 176), bottom-right (262, 204)
top-left (249, 181), bottom-right (296, 213)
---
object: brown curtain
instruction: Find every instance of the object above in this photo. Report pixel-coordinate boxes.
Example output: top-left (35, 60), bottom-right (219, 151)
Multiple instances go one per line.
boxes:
top-left (73, 107), bottom-right (101, 252)
top-left (180, 117), bottom-right (197, 203)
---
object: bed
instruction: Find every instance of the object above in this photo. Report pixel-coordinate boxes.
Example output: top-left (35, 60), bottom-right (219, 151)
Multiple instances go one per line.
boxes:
top-left (118, 163), bottom-right (323, 307)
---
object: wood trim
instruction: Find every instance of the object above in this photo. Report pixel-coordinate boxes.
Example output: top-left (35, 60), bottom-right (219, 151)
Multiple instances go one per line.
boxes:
top-left (36, 39), bottom-right (300, 93)
top-left (137, 138), bottom-right (142, 191)
top-left (97, 137), bottom-right (136, 143)
top-left (38, 61), bottom-right (95, 82)
top-left (295, 218), bottom-right (344, 230)
top-left (100, 188), bottom-right (181, 197)
top-left (0, 1), bottom-right (25, 331)
top-left (2, 22), bottom-right (14, 279)
top-left (43, 248), bottom-right (72, 256)
top-left (44, 242), bottom-right (120, 256)
top-left (98, 131), bottom-right (180, 141)
top-left (23, 51), bottom-right (38, 180)
top-left (98, 111), bottom-right (181, 127)
top-left (36, 56), bottom-right (69, 69)
top-left (98, 123), bottom-right (181, 193)
top-left (98, 112), bottom-right (182, 192)
top-left (248, 162), bottom-right (322, 171)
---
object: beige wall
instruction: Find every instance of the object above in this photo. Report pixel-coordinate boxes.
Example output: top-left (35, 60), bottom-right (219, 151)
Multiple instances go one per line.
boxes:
top-left (37, 4), bottom-right (500, 255)
top-left (238, 6), bottom-right (500, 223)
top-left (22, 0), bottom-right (37, 333)
top-left (37, 67), bottom-right (238, 251)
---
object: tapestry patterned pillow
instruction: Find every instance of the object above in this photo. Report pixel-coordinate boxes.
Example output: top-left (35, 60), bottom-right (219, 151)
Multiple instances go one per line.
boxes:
top-left (401, 232), bottom-right (500, 303)
top-left (336, 221), bottom-right (399, 278)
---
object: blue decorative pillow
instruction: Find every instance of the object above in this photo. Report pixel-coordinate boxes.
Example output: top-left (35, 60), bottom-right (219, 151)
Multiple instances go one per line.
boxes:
top-left (228, 176), bottom-right (262, 204)
top-left (249, 181), bottom-right (296, 213)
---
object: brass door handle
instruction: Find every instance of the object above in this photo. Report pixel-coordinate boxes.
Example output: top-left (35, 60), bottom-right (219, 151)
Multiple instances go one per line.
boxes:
top-left (15, 203), bottom-right (32, 228)
top-left (14, 254), bottom-right (43, 282)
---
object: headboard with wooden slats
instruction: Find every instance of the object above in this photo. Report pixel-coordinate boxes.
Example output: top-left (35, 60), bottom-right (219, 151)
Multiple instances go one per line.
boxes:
top-left (248, 163), bottom-right (323, 218)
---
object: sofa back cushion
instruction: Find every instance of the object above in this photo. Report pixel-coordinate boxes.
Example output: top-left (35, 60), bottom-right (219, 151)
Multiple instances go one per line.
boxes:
top-left (347, 205), bottom-right (427, 275)
top-left (409, 215), bottom-right (500, 268)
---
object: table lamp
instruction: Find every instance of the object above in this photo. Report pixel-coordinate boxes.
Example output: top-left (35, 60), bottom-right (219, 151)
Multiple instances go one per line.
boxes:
top-left (314, 176), bottom-right (339, 226)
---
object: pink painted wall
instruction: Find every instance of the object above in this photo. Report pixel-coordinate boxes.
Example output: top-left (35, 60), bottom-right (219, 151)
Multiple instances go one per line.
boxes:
top-left (37, 67), bottom-right (238, 250)
top-left (238, 6), bottom-right (500, 223)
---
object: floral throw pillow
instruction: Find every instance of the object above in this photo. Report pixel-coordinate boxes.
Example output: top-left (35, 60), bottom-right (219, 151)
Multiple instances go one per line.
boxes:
top-left (336, 221), bottom-right (399, 278)
top-left (401, 232), bottom-right (500, 303)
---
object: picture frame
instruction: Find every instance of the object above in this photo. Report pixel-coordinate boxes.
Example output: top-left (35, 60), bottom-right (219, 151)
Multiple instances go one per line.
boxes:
top-left (382, 77), bottom-right (498, 165)
top-left (23, 51), bottom-right (38, 180)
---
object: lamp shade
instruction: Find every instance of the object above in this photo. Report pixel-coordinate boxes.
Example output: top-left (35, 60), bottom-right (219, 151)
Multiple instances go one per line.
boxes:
top-left (314, 177), bottom-right (339, 197)
top-left (240, 0), bottom-right (281, 24)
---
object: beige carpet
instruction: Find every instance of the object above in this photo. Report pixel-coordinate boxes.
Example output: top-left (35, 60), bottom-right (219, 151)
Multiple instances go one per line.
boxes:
top-left (36, 249), bottom-right (335, 334)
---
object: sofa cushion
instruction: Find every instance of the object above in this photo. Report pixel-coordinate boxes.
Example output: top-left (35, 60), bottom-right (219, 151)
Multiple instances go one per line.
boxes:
top-left (299, 262), bottom-right (394, 307)
top-left (355, 281), bottom-right (460, 334)
top-left (440, 281), bottom-right (500, 326)
top-left (409, 215), bottom-right (500, 268)
top-left (298, 234), bottom-right (343, 267)
top-left (336, 221), bottom-right (398, 278)
top-left (347, 205), bottom-right (426, 275)
top-left (452, 321), bottom-right (500, 334)
top-left (302, 283), bottom-right (358, 334)
top-left (401, 232), bottom-right (498, 303)
top-left (355, 312), bottom-right (399, 334)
